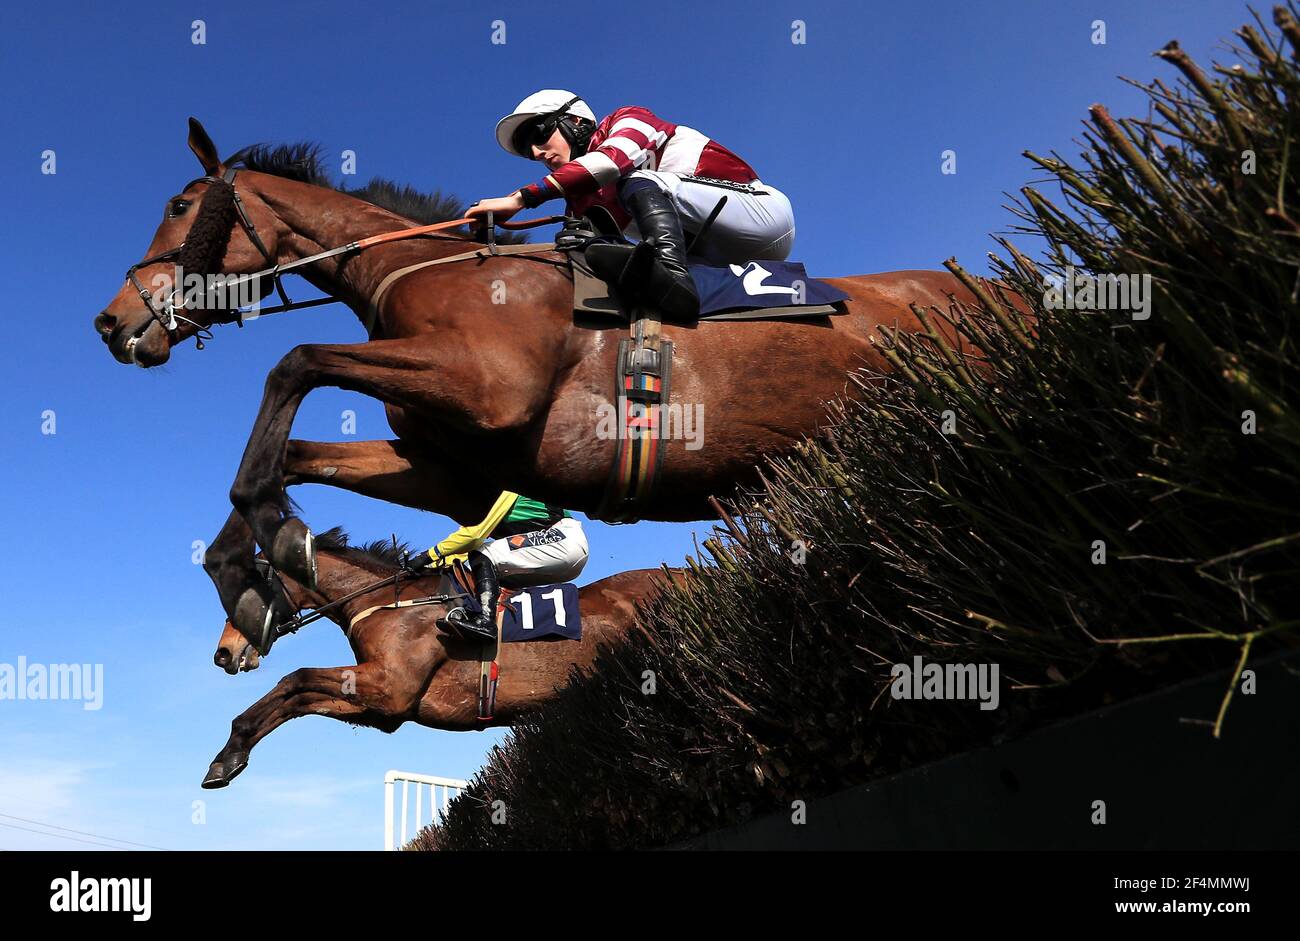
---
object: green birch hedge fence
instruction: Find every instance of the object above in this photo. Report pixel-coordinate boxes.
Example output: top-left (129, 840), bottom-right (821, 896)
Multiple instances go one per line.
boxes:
top-left (414, 4), bottom-right (1300, 850)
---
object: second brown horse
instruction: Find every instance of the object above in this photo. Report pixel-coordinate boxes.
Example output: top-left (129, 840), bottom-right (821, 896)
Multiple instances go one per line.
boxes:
top-left (203, 519), bottom-right (662, 788)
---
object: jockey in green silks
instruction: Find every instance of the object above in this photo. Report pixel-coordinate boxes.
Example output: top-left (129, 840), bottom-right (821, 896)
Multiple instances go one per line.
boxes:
top-left (403, 492), bottom-right (588, 640)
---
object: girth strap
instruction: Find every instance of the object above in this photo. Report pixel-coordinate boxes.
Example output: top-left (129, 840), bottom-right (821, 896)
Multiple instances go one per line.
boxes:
top-left (595, 310), bottom-right (674, 523)
top-left (477, 592), bottom-right (510, 723)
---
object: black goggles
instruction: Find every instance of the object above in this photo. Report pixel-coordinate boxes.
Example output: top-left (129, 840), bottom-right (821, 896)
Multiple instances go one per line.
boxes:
top-left (513, 96), bottom-right (582, 156)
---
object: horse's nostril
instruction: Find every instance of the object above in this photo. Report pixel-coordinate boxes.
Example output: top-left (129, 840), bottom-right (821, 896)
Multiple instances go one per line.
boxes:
top-left (94, 312), bottom-right (116, 336)
top-left (214, 649), bottom-right (230, 667)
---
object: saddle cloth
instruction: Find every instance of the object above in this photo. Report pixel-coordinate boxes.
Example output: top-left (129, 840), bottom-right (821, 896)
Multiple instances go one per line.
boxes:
top-left (571, 250), bottom-right (849, 322)
top-left (459, 580), bottom-right (583, 643)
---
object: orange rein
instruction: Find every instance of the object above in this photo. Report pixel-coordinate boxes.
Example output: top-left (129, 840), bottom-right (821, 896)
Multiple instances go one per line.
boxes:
top-left (210, 212), bottom-right (567, 325)
top-left (351, 213), bottom-right (565, 251)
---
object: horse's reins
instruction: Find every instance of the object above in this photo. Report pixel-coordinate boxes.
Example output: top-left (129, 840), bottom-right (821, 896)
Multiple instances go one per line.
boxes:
top-left (258, 561), bottom-right (471, 641)
top-left (124, 165), bottom-right (565, 348)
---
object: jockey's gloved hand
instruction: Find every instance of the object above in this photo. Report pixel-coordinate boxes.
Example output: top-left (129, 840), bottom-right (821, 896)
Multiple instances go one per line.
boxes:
top-left (403, 550), bottom-right (435, 573)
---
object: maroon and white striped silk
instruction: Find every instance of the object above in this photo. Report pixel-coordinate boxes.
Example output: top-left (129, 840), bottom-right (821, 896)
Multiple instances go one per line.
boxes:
top-left (520, 105), bottom-right (758, 228)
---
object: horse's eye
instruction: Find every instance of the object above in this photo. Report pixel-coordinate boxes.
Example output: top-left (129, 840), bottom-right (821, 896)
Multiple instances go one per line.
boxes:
top-left (168, 200), bottom-right (190, 219)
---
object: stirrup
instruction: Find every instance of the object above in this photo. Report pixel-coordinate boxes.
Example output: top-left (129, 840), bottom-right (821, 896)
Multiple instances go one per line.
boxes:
top-left (437, 607), bottom-right (496, 641)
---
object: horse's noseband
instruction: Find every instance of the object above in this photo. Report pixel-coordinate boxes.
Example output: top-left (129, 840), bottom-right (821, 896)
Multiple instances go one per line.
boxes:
top-left (123, 166), bottom-right (290, 350)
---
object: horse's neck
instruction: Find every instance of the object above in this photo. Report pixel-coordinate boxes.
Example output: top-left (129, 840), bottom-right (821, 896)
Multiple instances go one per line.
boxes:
top-left (305, 553), bottom-right (456, 630)
top-left (252, 172), bottom-right (475, 330)
top-left (306, 552), bottom-right (395, 629)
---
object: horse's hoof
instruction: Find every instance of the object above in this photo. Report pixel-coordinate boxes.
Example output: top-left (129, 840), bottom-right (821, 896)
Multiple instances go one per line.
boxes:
top-left (233, 583), bottom-right (289, 657)
top-left (270, 517), bottom-right (317, 591)
top-left (201, 753), bottom-right (248, 789)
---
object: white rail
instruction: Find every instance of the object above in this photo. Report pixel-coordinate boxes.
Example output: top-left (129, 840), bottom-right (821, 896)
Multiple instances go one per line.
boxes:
top-left (383, 770), bottom-right (469, 850)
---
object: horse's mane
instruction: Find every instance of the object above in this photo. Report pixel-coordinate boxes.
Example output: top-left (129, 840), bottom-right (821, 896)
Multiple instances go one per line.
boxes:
top-left (223, 142), bottom-right (529, 244)
top-left (313, 525), bottom-right (414, 576)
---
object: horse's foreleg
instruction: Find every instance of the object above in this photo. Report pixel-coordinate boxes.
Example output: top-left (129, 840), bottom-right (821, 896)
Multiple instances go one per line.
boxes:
top-left (210, 437), bottom-right (498, 650)
top-left (224, 338), bottom-right (524, 641)
top-left (202, 509), bottom-right (294, 651)
top-left (200, 663), bottom-right (430, 789)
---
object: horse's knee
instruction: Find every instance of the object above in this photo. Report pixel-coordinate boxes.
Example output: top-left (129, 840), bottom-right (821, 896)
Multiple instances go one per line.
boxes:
top-left (202, 553), bottom-right (225, 581)
top-left (228, 714), bottom-right (256, 745)
top-left (283, 439), bottom-right (312, 480)
top-left (476, 408), bottom-right (530, 435)
top-left (228, 482), bottom-right (256, 513)
top-left (202, 548), bottom-right (251, 588)
top-left (470, 388), bottom-right (544, 434)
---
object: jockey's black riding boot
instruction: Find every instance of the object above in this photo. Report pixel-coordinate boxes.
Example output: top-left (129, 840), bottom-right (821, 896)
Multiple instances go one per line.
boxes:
top-left (585, 181), bottom-right (700, 321)
top-left (447, 550), bottom-right (499, 641)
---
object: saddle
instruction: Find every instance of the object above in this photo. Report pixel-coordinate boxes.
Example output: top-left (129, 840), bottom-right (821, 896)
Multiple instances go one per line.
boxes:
top-left (561, 208), bottom-right (849, 324)
top-left (445, 566), bottom-right (582, 643)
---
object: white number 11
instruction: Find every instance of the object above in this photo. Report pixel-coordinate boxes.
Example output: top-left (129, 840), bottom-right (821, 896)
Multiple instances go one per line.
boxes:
top-left (511, 589), bottom-right (566, 630)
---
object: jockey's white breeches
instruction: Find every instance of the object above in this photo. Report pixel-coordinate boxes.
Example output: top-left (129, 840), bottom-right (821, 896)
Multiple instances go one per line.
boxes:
top-left (481, 517), bottom-right (589, 588)
top-left (623, 169), bottom-right (796, 266)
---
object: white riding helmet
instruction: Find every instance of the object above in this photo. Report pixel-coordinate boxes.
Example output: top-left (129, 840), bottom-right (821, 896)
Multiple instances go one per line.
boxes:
top-left (495, 89), bottom-right (597, 158)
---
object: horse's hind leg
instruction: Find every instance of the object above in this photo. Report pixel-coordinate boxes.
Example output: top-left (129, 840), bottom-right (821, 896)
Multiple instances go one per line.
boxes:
top-left (201, 663), bottom-right (428, 788)
top-left (284, 438), bottom-right (499, 521)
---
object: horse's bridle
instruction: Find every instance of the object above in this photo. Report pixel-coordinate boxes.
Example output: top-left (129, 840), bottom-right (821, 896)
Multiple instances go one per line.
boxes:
top-left (253, 555), bottom-right (472, 648)
top-left (124, 166), bottom-right (290, 350)
top-left (122, 165), bottom-right (568, 354)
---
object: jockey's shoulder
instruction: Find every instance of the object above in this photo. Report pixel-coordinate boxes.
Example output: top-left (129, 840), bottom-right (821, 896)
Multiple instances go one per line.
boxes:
top-left (599, 104), bottom-right (671, 128)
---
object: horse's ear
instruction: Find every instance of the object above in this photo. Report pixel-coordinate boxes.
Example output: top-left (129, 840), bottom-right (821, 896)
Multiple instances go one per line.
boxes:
top-left (187, 117), bottom-right (221, 175)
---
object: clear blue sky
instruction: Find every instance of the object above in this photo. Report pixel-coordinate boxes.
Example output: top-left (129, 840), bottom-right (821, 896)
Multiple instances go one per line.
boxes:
top-left (0, 0), bottom-right (1248, 849)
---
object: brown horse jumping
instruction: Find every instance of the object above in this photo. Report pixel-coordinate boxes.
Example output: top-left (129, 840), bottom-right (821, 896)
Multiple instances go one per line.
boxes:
top-left (203, 517), bottom-right (663, 788)
top-left (95, 119), bottom-right (988, 650)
